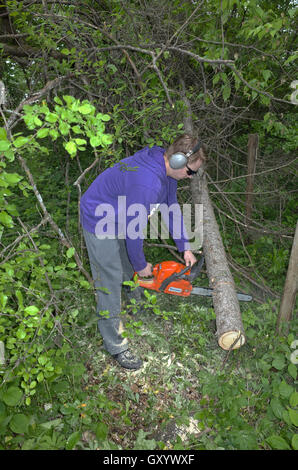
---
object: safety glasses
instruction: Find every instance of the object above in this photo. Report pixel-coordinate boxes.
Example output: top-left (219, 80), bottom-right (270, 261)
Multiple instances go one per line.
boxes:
top-left (186, 164), bottom-right (198, 176)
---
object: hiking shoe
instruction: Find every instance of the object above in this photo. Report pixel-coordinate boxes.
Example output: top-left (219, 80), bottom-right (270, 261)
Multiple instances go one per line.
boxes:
top-left (113, 350), bottom-right (143, 370)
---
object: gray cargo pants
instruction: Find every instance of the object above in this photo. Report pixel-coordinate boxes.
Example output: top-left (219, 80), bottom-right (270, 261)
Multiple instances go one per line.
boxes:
top-left (83, 228), bottom-right (135, 355)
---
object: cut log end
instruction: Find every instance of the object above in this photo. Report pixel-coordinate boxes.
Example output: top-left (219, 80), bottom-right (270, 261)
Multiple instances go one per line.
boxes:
top-left (218, 330), bottom-right (246, 350)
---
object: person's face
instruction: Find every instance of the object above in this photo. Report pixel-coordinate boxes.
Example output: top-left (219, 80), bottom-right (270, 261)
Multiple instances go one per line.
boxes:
top-left (165, 158), bottom-right (202, 180)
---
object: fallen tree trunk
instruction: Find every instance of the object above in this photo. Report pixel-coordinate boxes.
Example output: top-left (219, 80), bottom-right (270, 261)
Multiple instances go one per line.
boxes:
top-left (191, 174), bottom-right (246, 350)
top-left (181, 83), bottom-right (246, 350)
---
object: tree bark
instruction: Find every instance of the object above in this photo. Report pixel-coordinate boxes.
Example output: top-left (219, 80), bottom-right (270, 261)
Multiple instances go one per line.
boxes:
top-left (191, 174), bottom-right (246, 350)
top-left (245, 134), bottom-right (258, 226)
top-left (277, 220), bottom-right (298, 333)
top-left (181, 81), bottom-right (246, 350)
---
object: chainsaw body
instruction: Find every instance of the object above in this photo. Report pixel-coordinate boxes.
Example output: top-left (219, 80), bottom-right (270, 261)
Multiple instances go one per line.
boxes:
top-left (135, 260), bottom-right (196, 297)
top-left (134, 257), bottom-right (253, 302)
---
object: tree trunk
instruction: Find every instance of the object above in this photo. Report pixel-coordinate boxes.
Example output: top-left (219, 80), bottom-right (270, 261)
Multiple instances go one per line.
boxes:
top-left (191, 174), bottom-right (246, 350)
top-left (245, 134), bottom-right (258, 226)
top-left (181, 82), bottom-right (246, 350)
top-left (276, 220), bottom-right (298, 333)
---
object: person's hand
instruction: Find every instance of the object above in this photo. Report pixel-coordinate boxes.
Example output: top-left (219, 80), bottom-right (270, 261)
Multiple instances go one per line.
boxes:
top-left (184, 250), bottom-right (197, 267)
top-left (137, 263), bottom-right (153, 277)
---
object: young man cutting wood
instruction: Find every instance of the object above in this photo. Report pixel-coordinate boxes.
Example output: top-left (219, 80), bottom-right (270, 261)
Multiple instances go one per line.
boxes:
top-left (80, 134), bottom-right (205, 369)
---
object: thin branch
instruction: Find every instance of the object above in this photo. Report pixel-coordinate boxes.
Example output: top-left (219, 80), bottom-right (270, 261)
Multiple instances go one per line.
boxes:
top-left (17, 153), bottom-right (94, 285)
top-left (207, 158), bottom-right (298, 186)
top-left (167, 46), bottom-right (234, 64)
top-left (5, 75), bottom-right (74, 130)
top-left (227, 64), bottom-right (293, 105)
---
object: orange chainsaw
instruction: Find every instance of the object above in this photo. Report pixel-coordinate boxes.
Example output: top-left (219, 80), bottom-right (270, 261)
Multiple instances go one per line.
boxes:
top-left (135, 257), bottom-right (252, 302)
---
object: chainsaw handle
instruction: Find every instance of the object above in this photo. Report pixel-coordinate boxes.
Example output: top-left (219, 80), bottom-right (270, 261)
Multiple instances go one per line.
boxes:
top-left (175, 264), bottom-right (191, 279)
top-left (188, 256), bottom-right (205, 282)
top-left (175, 256), bottom-right (205, 281)
top-left (159, 265), bottom-right (190, 292)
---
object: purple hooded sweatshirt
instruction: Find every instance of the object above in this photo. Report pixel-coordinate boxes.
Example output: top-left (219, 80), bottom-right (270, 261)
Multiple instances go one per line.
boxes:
top-left (80, 145), bottom-right (190, 271)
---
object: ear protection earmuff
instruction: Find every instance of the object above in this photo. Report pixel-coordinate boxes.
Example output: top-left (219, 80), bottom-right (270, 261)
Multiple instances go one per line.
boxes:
top-left (169, 141), bottom-right (202, 170)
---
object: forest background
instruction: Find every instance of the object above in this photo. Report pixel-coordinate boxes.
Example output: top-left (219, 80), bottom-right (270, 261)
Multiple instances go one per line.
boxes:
top-left (0, 0), bottom-right (297, 451)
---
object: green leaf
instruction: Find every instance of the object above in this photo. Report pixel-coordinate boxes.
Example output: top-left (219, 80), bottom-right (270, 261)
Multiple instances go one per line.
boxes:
top-left (38, 355), bottom-right (48, 366)
top-left (0, 293), bottom-right (8, 309)
top-left (96, 422), bottom-right (108, 441)
top-left (0, 211), bottom-right (13, 227)
top-left (101, 114), bottom-right (110, 122)
top-left (49, 129), bottom-right (59, 140)
top-left (290, 392), bottom-right (298, 408)
top-left (67, 261), bottom-right (76, 268)
top-left (288, 408), bottom-right (298, 427)
top-left (78, 104), bottom-right (93, 115)
top-left (74, 138), bottom-right (87, 146)
top-left (0, 141), bottom-right (10, 151)
top-left (37, 372), bottom-right (44, 382)
top-left (262, 70), bottom-right (271, 82)
top-left (34, 116), bottom-right (43, 126)
top-left (0, 401), bottom-right (6, 418)
top-left (16, 328), bottom-right (26, 339)
top-left (101, 134), bottom-right (113, 146)
top-left (40, 418), bottom-right (62, 429)
top-left (24, 305), bottom-right (40, 316)
top-left (36, 128), bottom-right (49, 138)
top-left (272, 356), bottom-right (285, 370)
top-left (10, 414), bottom-right (30, 434)
top-left (90, 135), bottom-right (101, 147)
top-left (59, 122), bottom-right (70, 136)
top-left (72, 125), bottom-right (82, 134)
top-left (3, 149), bottom-right (15, 162)
top-left (213, 73), bottom-right (221, 85)
top-left (283, 409), bottom-right (292, 426)
top-left (270, 398), bottom-right (285, 420)
top-left (45, 113), bottom-right (58, 123)
top-left (5, 203), bottom-right (19, 216)
top-left (222, 84), bottom-right (231, 102)
top-left (54, 96), bottom-right (63, 105)
top-left (65, 141), bottom-right (77, 155)
top-left (66, 431), bottom-right (81, 450)
top-left (79, 279), bottom-right (91, 289)
top-left (292, 434), bottom-right (298, 450)
top-left (13, 136), bottom-right (29, 148)
top-left (288, 363), bottom-right (297, 380)
top-left (279, 380), bottom-right (294, 399)
top-left (63, 95), bottom-right (75, 107)
top-left (133, 429), bottom-right (156, 450)
top-left (2, 386), bottom-right (23, 406)
top-left (229, 429), bottom-right (258, 450)
top-left (0, 127), bottom-right (7, 140)
top-left (285, 52), bottom-right (298, 66)
top-left (267, 434), bottom-right (290, 450)
top-left (15, 289), bottom-right (23, 309)
top-left (3, 172), bottom-right (22, 184)
top-left (0, 176), bottom-right (8, 188)
top-left (66, 247), bottom-right (75, 258)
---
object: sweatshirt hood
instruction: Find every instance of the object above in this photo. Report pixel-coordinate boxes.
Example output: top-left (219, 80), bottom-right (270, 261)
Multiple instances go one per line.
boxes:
top-left (127, 145), bottom-right (166, 179)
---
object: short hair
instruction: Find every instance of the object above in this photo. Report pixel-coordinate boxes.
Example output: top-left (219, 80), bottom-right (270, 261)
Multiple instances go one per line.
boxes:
top-left (165, 134), bottom-right (206, 165)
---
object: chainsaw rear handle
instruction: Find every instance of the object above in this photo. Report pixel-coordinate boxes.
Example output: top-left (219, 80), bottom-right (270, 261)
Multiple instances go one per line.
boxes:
top-left (188, 256), bottom-right (205, 282)
top-left (173, 256), bottom-right (205, 281)
top-left (158, 256), bottom-right (204, 292)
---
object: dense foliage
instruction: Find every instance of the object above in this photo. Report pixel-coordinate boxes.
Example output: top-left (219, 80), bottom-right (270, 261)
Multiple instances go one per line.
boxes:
top-left (0, 0), bottom-right (297, 450)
